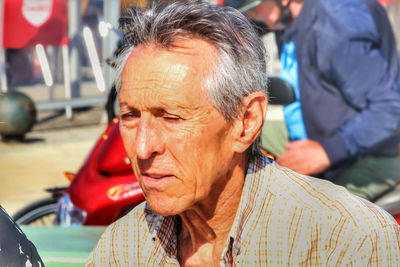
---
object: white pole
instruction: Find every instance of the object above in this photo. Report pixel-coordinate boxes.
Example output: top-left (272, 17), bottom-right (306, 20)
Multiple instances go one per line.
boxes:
top-left (62, 45), bottom-right (72, 119)
top-left (35, 44), bottom-right (55, 100)
top-left (35, 44), bottom-right (54, 87)
top-left (0, 0), bottom-right (8, 93)
top-left (83, 26), bottom-right (105, 92)
top-left (68, 0), bottom-right (81, 99)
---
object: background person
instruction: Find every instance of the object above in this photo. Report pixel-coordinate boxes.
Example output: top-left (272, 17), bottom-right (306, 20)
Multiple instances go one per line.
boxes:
top-left (87, 1), bottom-right (400, 266)
top-left (234, 0), bottom-right (400, 201)
top-left (0, 206), bottom-right (43, 266)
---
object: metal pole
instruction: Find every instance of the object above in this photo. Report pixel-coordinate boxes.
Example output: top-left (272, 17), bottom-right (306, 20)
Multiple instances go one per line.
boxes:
top-left (62, 45), bottom-right (72, 118)
top-left (0, 0), bottom-right (8, 93)
top-left (68, 0), bottom-right (82, 99)
top-left (103, 0), bottom-right (120, 90)
top-left (35, 44), bottom-right (55, 100)
top-left (83, 26), bottom-right (105, 92)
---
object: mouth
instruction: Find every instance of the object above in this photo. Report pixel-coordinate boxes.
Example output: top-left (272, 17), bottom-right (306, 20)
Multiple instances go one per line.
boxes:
top-left (141, 173), bottom-right (175, 187)
top-left (142, 172), bottom-right (170, 179)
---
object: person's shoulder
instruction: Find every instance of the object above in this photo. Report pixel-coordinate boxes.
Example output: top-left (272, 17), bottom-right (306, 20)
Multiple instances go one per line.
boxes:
top-left (321, 0), bottom-right (370, 17)
top-left (268, 162), bottom-right (397, 230)
top-left (318, 0), bottom-right (377, 38)
top-left (102, 201), bottom-right (153, 238)
top-left (86, 202), bottom-right (157, 266)
top-left (0, 206), bottom-right (44, 266)
top-left (257, 163), bottom-right (400, 264)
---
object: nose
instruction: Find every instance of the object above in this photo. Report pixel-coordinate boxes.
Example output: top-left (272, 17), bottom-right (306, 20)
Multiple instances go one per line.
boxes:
top-left (135, 117), bottom-right (164, 159)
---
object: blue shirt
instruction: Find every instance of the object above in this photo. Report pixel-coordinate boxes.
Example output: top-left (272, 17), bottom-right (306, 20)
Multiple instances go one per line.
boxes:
top-left (280, 41), bottom-right (307, 141)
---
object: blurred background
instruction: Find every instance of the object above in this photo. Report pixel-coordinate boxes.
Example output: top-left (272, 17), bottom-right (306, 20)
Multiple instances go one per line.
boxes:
top-left (0, 0), bottom-right (399, 264)
top-left (0, 0), bottom-right (145, 216)
top-left (0, 1), bottom-right (149, 264)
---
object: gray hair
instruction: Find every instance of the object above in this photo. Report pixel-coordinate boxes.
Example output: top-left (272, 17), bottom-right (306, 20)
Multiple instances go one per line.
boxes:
top-left (115, 0), bottom-right (269, 158)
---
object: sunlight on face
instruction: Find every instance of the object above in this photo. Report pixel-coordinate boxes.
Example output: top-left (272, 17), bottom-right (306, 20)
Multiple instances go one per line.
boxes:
top-left (119, 39), bottom-right (238, 216)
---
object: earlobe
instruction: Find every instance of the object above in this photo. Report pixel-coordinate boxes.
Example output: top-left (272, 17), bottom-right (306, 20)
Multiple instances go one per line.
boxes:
top-left (232, 92), bottom-right (268, 153)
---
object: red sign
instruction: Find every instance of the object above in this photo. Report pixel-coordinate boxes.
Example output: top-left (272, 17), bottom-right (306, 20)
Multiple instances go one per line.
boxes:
top-left (2, 0), bottom-right (68, 48)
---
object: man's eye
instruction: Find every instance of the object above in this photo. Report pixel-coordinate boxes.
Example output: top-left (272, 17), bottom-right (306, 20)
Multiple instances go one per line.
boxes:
top-left (121, 112), bottom-right (140, 120)
top-left (163, 115), bottom-right (181, 121)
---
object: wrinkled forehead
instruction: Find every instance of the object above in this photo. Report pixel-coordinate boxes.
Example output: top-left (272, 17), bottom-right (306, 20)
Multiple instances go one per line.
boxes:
top-left (127, 37), bottom-right (218, 72)
top-left (120, 38), bottom-right (220, 107)
top-left (121, 37), bottom-right (219, 93)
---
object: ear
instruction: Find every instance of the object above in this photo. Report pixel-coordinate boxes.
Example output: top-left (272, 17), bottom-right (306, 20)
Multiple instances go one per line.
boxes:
top-left (231, 92), bottom-right (268, 153)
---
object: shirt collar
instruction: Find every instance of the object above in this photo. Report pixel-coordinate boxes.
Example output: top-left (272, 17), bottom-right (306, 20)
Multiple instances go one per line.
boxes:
top-left (145, 204), bottom-right (179, 257)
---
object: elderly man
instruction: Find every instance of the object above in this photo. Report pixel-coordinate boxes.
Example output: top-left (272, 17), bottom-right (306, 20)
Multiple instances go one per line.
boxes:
top-left (87, 1), bottom-right (400, 266)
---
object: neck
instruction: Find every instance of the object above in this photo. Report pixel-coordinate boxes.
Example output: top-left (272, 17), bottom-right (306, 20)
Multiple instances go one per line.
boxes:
top-left (177, 154), bottom-right (247, 266)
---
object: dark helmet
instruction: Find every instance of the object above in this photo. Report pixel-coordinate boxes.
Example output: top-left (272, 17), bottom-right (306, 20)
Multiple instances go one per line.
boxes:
top-left (0, 91), bottom-right (37, 140)
top-left (224, 0), bottom-right (293, 26)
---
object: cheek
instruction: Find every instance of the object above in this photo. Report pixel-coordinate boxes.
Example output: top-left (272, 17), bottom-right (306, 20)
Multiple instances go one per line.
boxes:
top-left (120, 126), bottom-right (137, 158)
top-left (120, 127), bottom-right (143, 181)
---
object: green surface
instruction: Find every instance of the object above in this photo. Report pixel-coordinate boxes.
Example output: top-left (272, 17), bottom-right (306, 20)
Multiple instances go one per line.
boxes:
top-left (21, 226), bottom-right (106, 267)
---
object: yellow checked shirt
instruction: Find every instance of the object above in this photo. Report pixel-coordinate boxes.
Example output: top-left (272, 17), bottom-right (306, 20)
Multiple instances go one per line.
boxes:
top-left (87, 154), bottom-right (400, 266)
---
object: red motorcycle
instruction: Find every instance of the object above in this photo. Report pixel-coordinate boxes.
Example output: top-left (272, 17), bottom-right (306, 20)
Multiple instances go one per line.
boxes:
top-left (12, 77), bottom-right (400, 226)
top-left (57, 117), bottom-right (145, 226)
top-left (13, 116), bottom-right (144, 226)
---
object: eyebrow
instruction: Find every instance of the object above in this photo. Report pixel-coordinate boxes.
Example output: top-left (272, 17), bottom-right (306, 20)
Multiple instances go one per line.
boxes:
top-left (119, 102), bottom-right (198, 116)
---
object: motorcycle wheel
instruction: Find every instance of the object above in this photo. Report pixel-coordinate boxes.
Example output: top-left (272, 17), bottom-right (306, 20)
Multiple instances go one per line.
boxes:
top-left (13, 197), bottom-right (58, 226)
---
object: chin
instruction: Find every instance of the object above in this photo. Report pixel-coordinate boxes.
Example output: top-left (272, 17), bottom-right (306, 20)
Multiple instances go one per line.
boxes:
top-left (146, 197), bottom-right (183, 216)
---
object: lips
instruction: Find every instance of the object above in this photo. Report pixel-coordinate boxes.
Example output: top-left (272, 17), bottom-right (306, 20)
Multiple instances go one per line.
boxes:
top-left (141, 173), bottom-right (170, 179)
top-left (141, 172), bottom-right (175, 188)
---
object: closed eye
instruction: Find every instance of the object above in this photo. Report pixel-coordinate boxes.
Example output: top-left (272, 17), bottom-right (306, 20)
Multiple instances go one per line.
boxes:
top-left (120, 110), bottom-right (140, 120)
top-left (163, 115), bottom-right (181, 121)
top-left (152, 108), bottom-right (183, 122)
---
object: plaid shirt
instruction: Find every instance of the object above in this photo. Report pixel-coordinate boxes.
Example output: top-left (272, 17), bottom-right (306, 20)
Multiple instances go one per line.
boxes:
top-left (87, 154), bottom-right (400, 266)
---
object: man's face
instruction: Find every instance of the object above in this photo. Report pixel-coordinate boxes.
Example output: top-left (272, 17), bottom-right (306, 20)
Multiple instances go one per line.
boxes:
top-left (247, 0), bottom-right (283, 30)
top-left (119, 39), bottom-right (238, 216)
